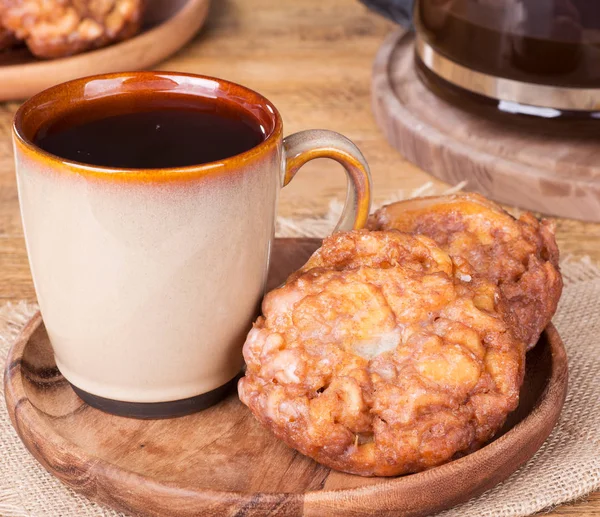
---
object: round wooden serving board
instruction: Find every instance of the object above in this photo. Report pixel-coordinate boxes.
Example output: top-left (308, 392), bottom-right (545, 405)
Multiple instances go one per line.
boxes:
top-left (4, 238), bottom-right (568, 517)
top-left (372, 30), bottom-right (600, 222)
top-left (0, 0), bottom-right (210, 101)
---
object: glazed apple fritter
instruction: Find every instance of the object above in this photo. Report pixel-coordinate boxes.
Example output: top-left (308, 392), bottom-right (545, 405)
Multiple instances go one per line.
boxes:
top-left (239, 231), bottom-right (525, 477)
top-left (0, 0), bottom-right (144, 58)
top-left (368, 193), bottom-right (562, 349)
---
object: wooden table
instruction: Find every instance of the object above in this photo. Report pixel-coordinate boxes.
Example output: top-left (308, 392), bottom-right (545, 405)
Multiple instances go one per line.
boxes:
top-left (0, 0), bottom-right (598, 514)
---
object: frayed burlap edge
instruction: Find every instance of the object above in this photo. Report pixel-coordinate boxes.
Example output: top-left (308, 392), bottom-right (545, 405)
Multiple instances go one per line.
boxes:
top-left (1, 187), bottom-right (599, 517)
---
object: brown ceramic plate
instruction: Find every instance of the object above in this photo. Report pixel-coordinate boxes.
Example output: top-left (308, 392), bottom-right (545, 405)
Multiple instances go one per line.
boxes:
top-left (4, 239), bottom-right (568, 517)
top-left (0, 0), bottom-right (210, 101)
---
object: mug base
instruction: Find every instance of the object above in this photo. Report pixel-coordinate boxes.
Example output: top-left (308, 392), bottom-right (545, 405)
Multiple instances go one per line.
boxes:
top-left (70, 375), bottom-right (239, 419)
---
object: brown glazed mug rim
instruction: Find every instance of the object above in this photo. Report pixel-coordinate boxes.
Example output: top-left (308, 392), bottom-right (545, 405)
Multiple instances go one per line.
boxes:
top-left (13, 71), bottom-right (284, 183)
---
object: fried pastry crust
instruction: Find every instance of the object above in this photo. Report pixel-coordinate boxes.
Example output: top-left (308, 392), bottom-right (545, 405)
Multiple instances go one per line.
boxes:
top-left (368, 193), bottom-right (562, 349)
top-left (239, 231), bottom-right (525, 476)
top-left (0, 0), bottom-right (144, 58)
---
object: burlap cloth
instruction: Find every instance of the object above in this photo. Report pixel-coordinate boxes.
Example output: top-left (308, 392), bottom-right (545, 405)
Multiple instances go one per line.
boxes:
top-left (1, 185), bottom-right (599, 516)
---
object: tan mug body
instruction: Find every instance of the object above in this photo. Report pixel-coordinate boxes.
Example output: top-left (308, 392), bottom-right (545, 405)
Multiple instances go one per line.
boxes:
top-left (13, 72), bottom-right (371, 417)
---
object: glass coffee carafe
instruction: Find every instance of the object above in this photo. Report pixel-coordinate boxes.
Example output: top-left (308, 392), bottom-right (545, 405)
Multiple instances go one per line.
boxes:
top-left (413, 0), bottom-right (600, 117)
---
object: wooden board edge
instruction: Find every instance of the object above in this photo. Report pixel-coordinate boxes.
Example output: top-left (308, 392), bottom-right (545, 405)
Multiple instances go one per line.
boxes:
top-left (0, 0), bottom-right (211, 101)
top-left (371, 31), bottom-right (600, 222)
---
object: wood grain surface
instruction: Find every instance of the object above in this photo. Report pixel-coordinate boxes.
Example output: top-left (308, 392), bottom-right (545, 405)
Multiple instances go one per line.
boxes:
top-left (0, 0), bottom-right (598, 514)
top-left (4, 238), bottom-right (568, 517)
top-left (0, 0), bottom-right (210, 101)
top-left (372, 31), bottom-right (600, 222)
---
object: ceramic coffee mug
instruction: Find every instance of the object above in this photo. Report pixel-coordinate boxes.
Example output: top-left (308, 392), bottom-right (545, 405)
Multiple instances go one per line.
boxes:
top-left (13, 72), bottom-right (371, 418)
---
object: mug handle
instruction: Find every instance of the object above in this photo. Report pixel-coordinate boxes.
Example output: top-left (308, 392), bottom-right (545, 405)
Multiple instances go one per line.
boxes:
top-left (282, 130), bottom-right (372, 231)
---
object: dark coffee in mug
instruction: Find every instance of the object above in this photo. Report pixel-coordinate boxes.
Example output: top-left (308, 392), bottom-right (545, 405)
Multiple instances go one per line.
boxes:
top-left (34, 95), bottom-right (266, 168)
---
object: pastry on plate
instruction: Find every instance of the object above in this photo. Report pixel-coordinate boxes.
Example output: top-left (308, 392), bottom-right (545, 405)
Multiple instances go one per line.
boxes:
top-left (0, 0), bottom-right (144, 58)
top-left (239, 231), bottom-right (525, 476)
top-left (368, 193), bottom-right (562, 349)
